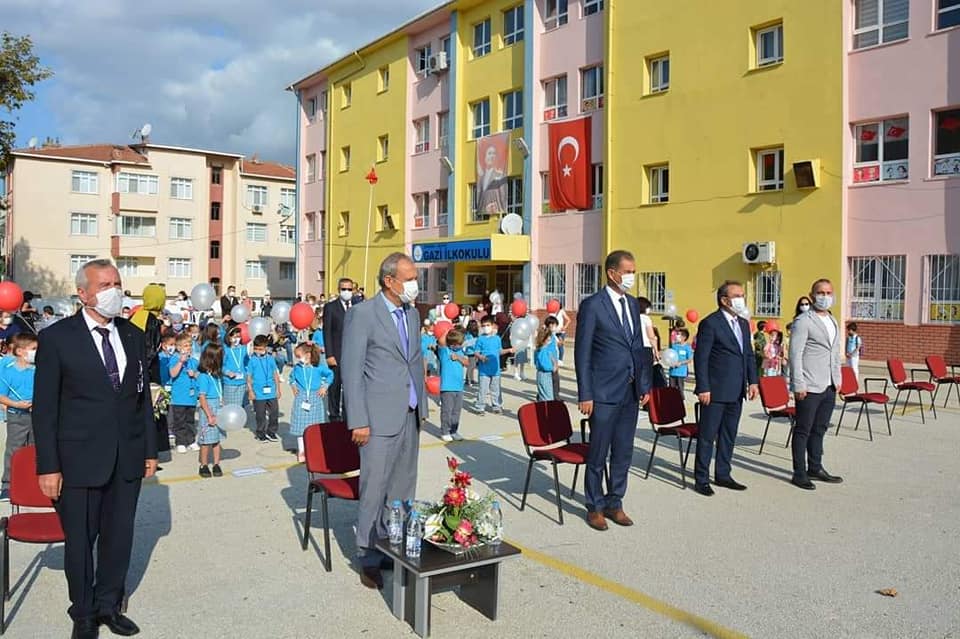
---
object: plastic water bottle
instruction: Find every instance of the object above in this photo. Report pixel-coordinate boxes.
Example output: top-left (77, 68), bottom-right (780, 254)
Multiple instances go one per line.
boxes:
top-left (489, 501), bottom-right (503, 547)
top-left (388, 500), bottom-right (404, 546)
top-left (405, 511), bottom-right (423, 559)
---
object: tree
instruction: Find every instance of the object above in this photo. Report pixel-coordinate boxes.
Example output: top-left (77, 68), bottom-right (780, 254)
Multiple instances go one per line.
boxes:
top-left (0, 32), bottom-right (53, 172)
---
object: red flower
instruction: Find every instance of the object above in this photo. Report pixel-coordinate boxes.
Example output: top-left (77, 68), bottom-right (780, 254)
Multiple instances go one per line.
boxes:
top-left (452, 470), bottom-right (473, 488)
top-left (453, 519), bottom-right (476, 546)
top-left (446, 457), bottom-right (460, 473)
top-left (443, 487), bottom-right (466, 508)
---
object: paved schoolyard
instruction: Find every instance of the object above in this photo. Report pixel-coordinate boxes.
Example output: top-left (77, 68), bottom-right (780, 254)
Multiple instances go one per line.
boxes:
top-left (3, 364), bottom-right (959, 638)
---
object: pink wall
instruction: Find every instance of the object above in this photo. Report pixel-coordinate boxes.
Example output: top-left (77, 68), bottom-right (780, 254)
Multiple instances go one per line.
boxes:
top-left (299, 78), bottom-right (329, 295)
top-left (845, 1), bottom-right (960, 325)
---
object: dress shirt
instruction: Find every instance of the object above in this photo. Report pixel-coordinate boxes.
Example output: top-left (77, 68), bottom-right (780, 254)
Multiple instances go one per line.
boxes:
top-left (818, 313), bottom-right (837, 344)
top-left (82, 309), bottom-right (127, 382)
top-left (604, 286), bottom-right (634, 334)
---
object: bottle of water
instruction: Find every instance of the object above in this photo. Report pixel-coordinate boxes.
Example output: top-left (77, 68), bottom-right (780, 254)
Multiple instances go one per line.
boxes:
top-left (489, 501), bottom-right (503, 547)
top-left (388, 500), bottom-right (404, 546)
top-left (405, 511), bottom-right (423, 559)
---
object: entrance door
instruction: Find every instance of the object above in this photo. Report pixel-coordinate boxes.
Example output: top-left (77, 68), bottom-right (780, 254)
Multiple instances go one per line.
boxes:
top-left (494, 267), bottom-right (524, 301)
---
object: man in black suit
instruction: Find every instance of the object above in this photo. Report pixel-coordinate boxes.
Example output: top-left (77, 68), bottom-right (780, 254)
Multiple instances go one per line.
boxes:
top-left (34, 259), bottom-right (158, 639)
top-left (219, 285), bottom-right (239, 318)
top-left (323, 277), bottom-right (355, 421)
top-left (693, 280), bottom-right (758, 497)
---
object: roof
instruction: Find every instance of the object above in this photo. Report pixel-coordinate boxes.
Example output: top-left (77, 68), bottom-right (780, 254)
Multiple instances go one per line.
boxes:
top-left (240, 158), bottom-right (296, 180)
top-left (138, 143), bottom-right (244, 159)
top-left (12, 144), bottom-right (149, 165)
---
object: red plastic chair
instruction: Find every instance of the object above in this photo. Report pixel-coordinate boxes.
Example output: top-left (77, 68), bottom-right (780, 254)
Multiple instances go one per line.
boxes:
top-left (757, 376), bottom-right (796, 455)
top-left (646, 387), bottom-right (700, 488)
top-left (301, 422), bottom-right (360, 572)
top-left (0, 446), bottom-right (65, 635)
top-left (888, 359), bottom-right (937, 423)
top-left (924, 355), bottom-right (960, 408)
top-left (836, 366), bottom-right (890, 441)
top-left (517, 401), bottom-right (589, 525)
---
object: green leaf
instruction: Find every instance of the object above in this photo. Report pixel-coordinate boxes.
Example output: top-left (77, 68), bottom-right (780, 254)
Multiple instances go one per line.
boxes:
top-left (444, 513), bottom-right (461, 531)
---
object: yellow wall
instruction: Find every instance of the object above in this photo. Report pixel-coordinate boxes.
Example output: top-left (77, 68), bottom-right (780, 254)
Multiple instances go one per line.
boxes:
top-left (326, 38), bottom-right (409, 291)
top-left (607, 0), bottom-right (844, 327)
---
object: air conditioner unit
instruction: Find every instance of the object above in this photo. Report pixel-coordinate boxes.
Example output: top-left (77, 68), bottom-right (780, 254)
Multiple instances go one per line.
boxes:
top-left (252, 205), bottom-right (262, 214)
top-left (428, 52), bottom-right (449, 74)
top-left (742, 241), bottom-right (776, 264)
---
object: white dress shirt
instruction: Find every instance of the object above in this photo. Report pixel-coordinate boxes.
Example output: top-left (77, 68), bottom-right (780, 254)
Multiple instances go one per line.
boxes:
top-left (82, 309), bottom-right (127, 382)
top-left (818, 313), bottom-right (837, 344)
top-left (604, 285), bottom-right (634, 334)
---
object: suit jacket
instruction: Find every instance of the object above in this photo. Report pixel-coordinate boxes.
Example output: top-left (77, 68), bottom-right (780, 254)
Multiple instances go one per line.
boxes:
top-left (693, 308), bottom-right (758, 402)
top-left (574, 288), bottom-right (652, 404)
top-left (220, 295), bottom-right (240, 316)
top-left (323, 298), bottom-right (349, 364)
top-left (789, 310), bottom-right (842, 394)
top-left (32, 313), bottom-right (158, 487)
top-left (341, 292), bottom-right (425, 435)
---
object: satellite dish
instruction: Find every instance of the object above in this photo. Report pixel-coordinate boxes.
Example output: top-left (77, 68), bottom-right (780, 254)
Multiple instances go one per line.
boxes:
top-left (278, 204), bottom-right (292, 217)
top-left (500, 213), bottom-right (523, 235)
top-left (140, 123), bottom-right (152, 138)
top-left (27, 137), bottom-right (38, 149)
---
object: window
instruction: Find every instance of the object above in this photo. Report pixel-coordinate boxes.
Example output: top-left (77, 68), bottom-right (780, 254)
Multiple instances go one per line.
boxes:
top-left (641, 272), bottom-right (666, 312)
top-left (502, 89), bottom-right (524, 130)
top-left (504, 6), bottom-right (525, 44)
top-left (583, 0), bottom-right (604, 16)
top-left (437, 189), bottom-right (449, 226)
top-left (471, 99), bottom-right (491, 139)
top-left (438, 111), bottom-right (450, 152)
top-left (591, 163), bottom-right (604, 209)
top-left (414, 118), bottom-right (431, 154)
top-left (280, 225), bottom-right (296, 243)
top-left (281, 188), bottom-right (296, 213)
top-left (117, 215), bottom-right (156, 237)
top-left (211, 166), bottom-right (222, 185)
top-left (210, 241), bottom-right (220, 259)
top-left (934, 108), bottom-right (960, 176)
top-left (756, 23), bottom-right (784, 66)
top-left (306, 154), bottom-right (317, 182)
top-left (753, 271), bottom-right (782, 317)
top-left (416, 45), bottom-right (432, 74)
top-left (69, 255), bottom-right (97, 275)
top-left (340, 146), bottom-right (351, 171)
top-left (377, 205), bottom-right (395, 232)
top-left (247, 223), bottom-right (267, 242)
top-left (319, 90), bottom-right (328, 114)
top-left (210, 202), bottom-right (221, 220)
top-left (341, 82), bottom-right (352, 107)
top-left (306, 96), bottom-right (317, 120)
top-left (246, 185), bottom-right (268, 208)
top-left (378, 65), bottom-right (390, 91)
top-left (650, 55), bottom-right (670, 93)
top-left (575, 263), bottom-right (600, 302)
top-left (544, 75), bottom-right (568, 120)
top-left (939, 0), bottom-right (960, 29)
top-left (473, 18), bottom-right (492, 57)
top-left (506, 176), bottom-right (523, 215)
top-left (280, 261), bottom-right (295, 280)
top-left (848, 255), bottom-right (906, 320)
top-left (545, 0), bottom-right (568, 29)
top-left (581, 65), bottom-right (604, 110)
top-left (305, 213), bottom-right (316, 241)
top-left (441, 36), bottom-right (451, 62)
top-left (169, 177), bottom-right (193, 200)
top-left (414, 192), bottom-right (430, 228)
top-left (116, 172), bottom-right (158, 195)
top-left (70, 212), bottom-right (97, 236)
top-left (540, 264), bottom-right (566, 309)
top-left (853, 0), bottom-right (909, 49)
top-left (928, 254), bottom-right (960, 323)
top-left (437, 268), bottom-right (449, 297)
top-left (853, 118), bottom-right (909, 182)
top-left (338, 210), bottom-right (350, 237)
top-left (71, 170), bottom-right (98, 194)
top-left (168, 258), bottom-right (192, 279)
top-left (649, 165), bottom-right (669, 203)
top-left (756, 148), bottom-right (784, 191)
top-left (169, 217), bottom-right (192, 240)
top-left (245, 260), bottom-right (267, 279)
top-left (468, 183), bottom-right (483, 221)
top-left (417, 268), bottom-right (430, 303)
top-left (115, 257), bottom-right (138, 278)
top-left (377, 135), bottom-right (389, 162)
top-left (541, 171), bottom-right (553, 213)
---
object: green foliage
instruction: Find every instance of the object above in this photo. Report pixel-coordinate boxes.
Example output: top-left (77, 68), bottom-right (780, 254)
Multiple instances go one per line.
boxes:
top-left (0, 31), bottom-right (53, 172)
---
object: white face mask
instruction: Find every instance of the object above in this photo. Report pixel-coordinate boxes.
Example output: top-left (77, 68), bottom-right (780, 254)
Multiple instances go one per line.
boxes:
top-left (550, 326), bottom-right (560, 334)
top-left (799, 304), bottom-right (811, 313)
top-left (397, 279), bottom-right (419, 304)
top-left (482, 326), bottom-right (493, 335)
top-left (165, 346), bottom-right (176, 354)
top-left (645, 308), bottom-right (652, 315)
top-left (89, 286), bottom-right (124, 319)
top-left (299, 357), bottom-right (311, 366)
top-left (230, 337), bottom-right (241, 346)
top-left (814, 294), bottom-right (834, 311)
top-left (339, 289), bottom-right (353, 302)
top-left (618, 273), bottom-right (635, 292)
top-left (729, 296), bottom-right (748, 316)
top-left (25, 350), bottom-right (36, 364)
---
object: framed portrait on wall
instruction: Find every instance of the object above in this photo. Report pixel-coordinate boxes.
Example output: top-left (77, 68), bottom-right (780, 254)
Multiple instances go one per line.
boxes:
top-left (466, 272), bottom-right (489, 297)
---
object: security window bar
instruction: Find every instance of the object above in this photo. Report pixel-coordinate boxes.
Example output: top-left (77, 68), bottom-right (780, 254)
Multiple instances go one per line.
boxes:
top-left (753, 271), bottom-right (782, 317)
top-left (927, 254), bottom-right (960, 323)
top-left (540, 264), bottom-right (566, 309)
top-left (575, 263), bottom-right (600, 303)
top-left (848, 255), bottom-right (906, 321)
top-left (853, 0), bottom-right (909, 49)
top-left (854, 118), bottom-right (909, 182)
top-left (641, 272), bottom-right (667, 313)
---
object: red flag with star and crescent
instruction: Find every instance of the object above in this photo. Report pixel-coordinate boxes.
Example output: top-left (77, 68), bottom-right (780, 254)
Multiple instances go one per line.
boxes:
top-left (549, 117), bottom-right (592, 211)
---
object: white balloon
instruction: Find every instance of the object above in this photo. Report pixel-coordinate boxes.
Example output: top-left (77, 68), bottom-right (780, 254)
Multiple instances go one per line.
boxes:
top-left (667, 303), bottom-right (677, 316)
top-left (522, 315), bottom-right (539, 334)
top-left (511, 320), bottom-right (532, 341)
top-left (270, 301), bottom-right (291, 324)
top-left (510, 334), bottom-right (529, 350)
top-left (190, 283), bottom-right (216, 311)
top-left (660, 349), bottom-right (680, 368)
top-left (219, 405), bottom-right (247, 431)
top-left (489, 290), bottom-right (503, 305)
top-left (249, 316), bottom-right (272, 337)
top-left (230, 304), bottom-right (251, 323)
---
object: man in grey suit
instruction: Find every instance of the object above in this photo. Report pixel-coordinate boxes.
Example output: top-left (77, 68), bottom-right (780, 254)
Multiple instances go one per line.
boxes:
top-left (788, 278), bottom-right (844, 490)
top-left (342, 252), bottom-right (425, 589)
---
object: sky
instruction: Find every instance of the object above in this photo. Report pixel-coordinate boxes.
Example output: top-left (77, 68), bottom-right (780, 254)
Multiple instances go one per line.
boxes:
top-left (3, 0), bottom-right (439, 165)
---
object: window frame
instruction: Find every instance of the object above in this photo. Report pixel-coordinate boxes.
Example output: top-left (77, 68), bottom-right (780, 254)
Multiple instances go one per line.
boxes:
top-left (414, 117), bottom-right (431, 154)
top-left (279, 261), bottom-right (296, 281)
top-left (753, 270), bottom-right (782, 317)
top-left (71, 170), bottom-right (98, 194)
top-left (378, 65), bottom-right (390, 91)
top-left (211, 166), bottom-right (222, 185)
top-left (377, 135), bottom-right (390, 163)
top-left (506, 176), bottom-right (524, 215)
top-left (210, 202), bottom-right (221, 220)
top-left (502, 89), bottom-right (524, 130)
top-left (69, 254), bottom-right (98, 276)
top-left (306, 154), bottom-right (317, 182)
top-left (473, 18), bottom-right (492, 58)
top-left (544, 0), bottom-right (569, 30)
top-left (928, 254), bottom-right (960, 323)
top-left (756, 23), bottom-right (784, 67)
top-left (246, 222), bottom-right (268, 242)
top-left (246, 184), bottom-right (269, 208)
top-left (649, 165), bottom-right (670, 203)
top-left (756, 148), bottom-right (785, 191)
top-left (280, 188), bottom-right (296, 213)
top-left (591, 163), bottom-right (604, 209)
top-left (116, 172), bottom-right (159, 195)
top-left (416, 45), bottom-right (432, 74)
top-left (338, 210), bottom-right (350, 237)
top-left (116, 215), bottom-right (157, 238)
top-left (438, 111), bottom-right (450, 153)
top-left (69, 212), bottom-right (98, 236)
top-left (167, 257), bottom-right (192, 279)
top-left (306, 96), bottom-right (317, 120)
top-left (340, 145), bottom-right (351, 172)
top-left (539, 264), bottom-right (566, 309)
top-left (169, 177), bottom-right (193, 200)
top-left (853, 117), bottom-right (910, 183)
top-left (575, 263), bottom-right (600, 303)
top-left (437, 189), bottom-right (449, 226)
top-left (341, 82), bottom-right (352, 108)
top-left (543, 75), bottom-right (568, 120)
top-left (933, 108), bottom-right (960, 177)
top-left (853, 0), bottom-right (909, 50)
top-left (649, 55), bottom-right (670, 93)
top-left (168, 217), bottom-right (192, 240)
top-left (580, 65), bottom-right (604, 111)
top-left (279, 225), bottom-right (296, 244)
top-left (583, 0), bottom-right (604, 16)
top-left (471, 99), bottom-right (491, 139)
top-left (641, 272), bottom-right (667, 313)
top-left (413, 192), bottom-right (430, 228)
top-left (210, 240), bottom-right (221, 259)
top-left (848, 255), bottom-right (906, 321)
top-left (504, 5), bottom-right (525, 45)
top-left (245, 260), bottom-right (267, 280)
top-left (938, 0), bottom-right (960, 30)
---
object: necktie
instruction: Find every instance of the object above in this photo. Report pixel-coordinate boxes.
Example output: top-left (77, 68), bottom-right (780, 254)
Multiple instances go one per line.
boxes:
top-left (393, 308), bottom-right (417, 410)
top-left (619, 298), bottom-right (632, 342)
top-left (95, 327), bottom-right (121, 392)
top-left (731, 318), bottom-right (743, 351)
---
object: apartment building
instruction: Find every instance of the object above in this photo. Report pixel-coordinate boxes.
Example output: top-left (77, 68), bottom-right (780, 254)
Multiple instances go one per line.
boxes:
top-left (2, 144), bottom-right (296, 299)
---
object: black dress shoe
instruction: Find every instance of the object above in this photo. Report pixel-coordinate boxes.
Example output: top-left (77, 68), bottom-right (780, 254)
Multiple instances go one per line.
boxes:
top-left (96, 612), bottom-right (140, 636)
top-left (714, 478), bottom-right (747, 491)
top-left (809, 469), bottom-right (844, 484)
top-left (359, 566), bottom-right (384, 590)
top-left (72, 618), bottom-right (99, 639)
top-left (694, 484), bottom-right (715, 497)
top-left (791, 477), bottom-right (816, 490)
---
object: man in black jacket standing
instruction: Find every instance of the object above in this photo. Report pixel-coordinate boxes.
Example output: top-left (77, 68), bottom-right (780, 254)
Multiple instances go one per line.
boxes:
top-left (323, 277), bottom-right (354, 421)
top-left (219, 285), bottom-right (240, 319)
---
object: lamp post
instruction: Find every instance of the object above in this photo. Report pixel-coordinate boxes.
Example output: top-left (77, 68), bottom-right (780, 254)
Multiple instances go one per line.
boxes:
top-left (363, 166), bottom-right (379, 292)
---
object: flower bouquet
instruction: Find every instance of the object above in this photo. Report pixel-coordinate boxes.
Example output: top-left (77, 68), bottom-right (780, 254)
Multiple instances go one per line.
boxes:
top-left (422, 457), bottom-right (501, 555)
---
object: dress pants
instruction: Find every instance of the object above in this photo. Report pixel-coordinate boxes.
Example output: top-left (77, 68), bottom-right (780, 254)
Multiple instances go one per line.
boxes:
top-left (327, 366), bottom-right (343, 420)
top-left (56, 463), bottom-right (142, 621)
top-left (792, 386), bottom-right (836, 480)
top-left (356, 409), bottom-right (419, 567)
top-left (585, 384), bottom-right (639, 513)
top-left (695, 400), bottom-right (743, 486)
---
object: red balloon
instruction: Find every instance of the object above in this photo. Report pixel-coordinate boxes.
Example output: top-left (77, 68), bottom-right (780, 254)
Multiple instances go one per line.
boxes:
top-left (546, 299), bottom-right (561, 314)
top-left (765, 320), bottom-right (780, 333)
top-left (685, 309), bottom-right (699, 323)
top-left (289, 302), bottom-right (314, 330)
top-left (511, 299), bottom-right (527, 317)
top-left (443, 303), bottom-right (460, 320)
top-left (425, 376), bottom-right (441, 396)
top-left (433, 320), bottom-right (453, 340)
top-left (238, 322), bottom-right (251, 345)
top-left (0, 282), bottom-right (24, 313)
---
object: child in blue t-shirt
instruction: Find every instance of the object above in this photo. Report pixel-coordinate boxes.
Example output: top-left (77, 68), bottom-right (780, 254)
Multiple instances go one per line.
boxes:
top-left (421, 321), bottom-right (438, 375)
top-left (669, 328), bottom-right (694, 398)
top-left (463, 320), bottom-right (479, 387)
top-left (544, 316), bottom-right (562, 400)
top-left (169, 332), bottom-right (199, 452)
top-left (157, 334), bottom-right (176, 388)
top-left (438, 329), bottom-right (469, 442)
top-left (247, 334), bottom-right (281, 442)
top-left (0, 333), bottom-right (37, 499)
top-left (196, 343), bottom-right (225, 478)
top-left (310, 318), bottom-right (325, 355)
top-left (289, 342), bottom-right (334, 461)
top-left (474, 316), bottom-right (514, 415)
top-left (534, 326), bottom-right (558, 402)
top-left (222, 326), bottom-right (249, 407)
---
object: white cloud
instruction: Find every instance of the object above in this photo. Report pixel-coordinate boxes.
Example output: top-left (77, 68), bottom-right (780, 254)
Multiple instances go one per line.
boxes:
top-left (4, 0), bottom-right (439, 162)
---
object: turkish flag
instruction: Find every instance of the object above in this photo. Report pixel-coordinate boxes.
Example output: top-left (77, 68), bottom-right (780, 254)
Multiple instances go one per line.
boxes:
top-left (549, 117), bottom-right (592, 210)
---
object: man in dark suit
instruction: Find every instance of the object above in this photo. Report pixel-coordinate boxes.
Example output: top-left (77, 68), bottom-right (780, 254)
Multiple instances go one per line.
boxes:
top-left (323, 277), bottom-right (355, 421)
top-left (34, 259), bottom-right (158, 639)
top-left (219, 285), bottom-right (239, 319)
top-left (575, 250), bottom-right (652, 531)
top-left (693, 280), bottom-right (759, 497)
